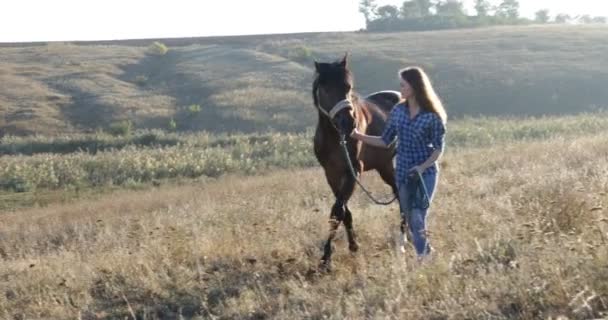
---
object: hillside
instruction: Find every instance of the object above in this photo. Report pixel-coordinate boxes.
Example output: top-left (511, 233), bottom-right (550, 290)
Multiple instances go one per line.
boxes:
top-left (1, 24), bottom-right (607, 136)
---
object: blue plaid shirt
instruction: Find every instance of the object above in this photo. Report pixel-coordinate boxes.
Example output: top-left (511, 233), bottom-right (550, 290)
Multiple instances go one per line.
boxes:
top-left (381, 102), bottom-right (446, 186)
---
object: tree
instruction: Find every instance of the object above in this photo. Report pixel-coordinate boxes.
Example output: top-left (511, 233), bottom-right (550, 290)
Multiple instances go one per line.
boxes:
top-left (400, 1), bottom-right (421, 18)
top-left (414, 0), bottom-right (434, 17)
top-left (359, 0), bottom-right (378, 24)
top-left (554, 13), bottom-right (571, 24)
top-left (474, 0), bottom-right (491, 17)
top-left (496, 0), bottom-right (520, 20)
top-left (377, 5), bottom-right (400, 20)
top-left (535, 9), bottom-right (550, 23)
top-left (591, 16), bottom-right (607, 24)
top-left (578, 15), bottom-right (593, 24)
top-left (435, 0), bottom-right (465, 17)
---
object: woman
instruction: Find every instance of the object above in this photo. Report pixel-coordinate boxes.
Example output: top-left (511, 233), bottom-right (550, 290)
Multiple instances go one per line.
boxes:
top-left (350, 66), bottom-right (447, 259)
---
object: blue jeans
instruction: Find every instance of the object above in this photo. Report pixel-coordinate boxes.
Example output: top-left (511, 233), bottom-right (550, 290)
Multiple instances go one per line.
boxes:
top-left (398, 171), bottom-right (438, 256)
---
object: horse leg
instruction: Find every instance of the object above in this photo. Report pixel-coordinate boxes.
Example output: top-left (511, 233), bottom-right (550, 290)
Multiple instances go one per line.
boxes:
top-left (337, 168), bottom-right (358, 253)
top-left (343, 204), bottom-right (358, 252)
top-left (321, 165), bottom-right (359, 266)
top-left (321, 198), bottom-right (345, 267)
top-left (320, 164), bottom-right (348, 267)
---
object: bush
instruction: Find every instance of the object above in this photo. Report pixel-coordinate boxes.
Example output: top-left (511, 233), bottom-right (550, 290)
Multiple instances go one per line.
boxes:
top-left (0, 133), bottom-right (316, 191)
top-left (188, 104), bottom-right (202, 115)
top-left (257, 40), bottom-right (314, 64)
top-left (108, 120), bottom-right (133, 136)
top-left (2, 177), bottom-right (33, 193)
top-left (366, 15), bottom-right (532, 32)
top-left (134, 75), bottom-right (148, 86)
top-left (147, 41), bottom-right (168, 56)
top-left (287, 45), bottom-right (313, 63)
top-left (168, 118), bottom-right (177, 131)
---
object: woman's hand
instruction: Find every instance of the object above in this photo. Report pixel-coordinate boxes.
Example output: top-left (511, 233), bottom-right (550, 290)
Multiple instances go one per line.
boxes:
top-left (350, 130), bottom-right (389, 148)
top-left (409, 165), bottom-right (425, 175)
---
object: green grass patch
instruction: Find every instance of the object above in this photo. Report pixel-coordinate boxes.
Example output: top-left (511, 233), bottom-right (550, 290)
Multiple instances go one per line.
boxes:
top-left (2, 112), bottom-right (608, 199)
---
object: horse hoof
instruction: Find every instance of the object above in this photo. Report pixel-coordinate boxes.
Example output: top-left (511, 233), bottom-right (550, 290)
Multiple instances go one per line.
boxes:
top-left (318, 260), bottom-right (332, 273)
top-left (349, 243), bottom-right (359, 253)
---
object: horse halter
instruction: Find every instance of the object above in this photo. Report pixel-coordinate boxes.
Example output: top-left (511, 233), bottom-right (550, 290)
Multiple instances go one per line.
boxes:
top-left (316, 98), bottom-right (354, 121)
top-left (316, 98), bottom-right (355, 137)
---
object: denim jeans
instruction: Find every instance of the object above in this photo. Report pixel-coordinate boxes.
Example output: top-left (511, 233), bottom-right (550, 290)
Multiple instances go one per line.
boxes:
top-left (398, 171), bottom-right (438, 256)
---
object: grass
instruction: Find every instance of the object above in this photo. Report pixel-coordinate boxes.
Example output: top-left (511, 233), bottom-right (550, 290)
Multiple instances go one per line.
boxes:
top-left (0, 132), bottom-right (313, 194)
top-left (1, 25), bottom-right (608, 136)
top-left (2, 111), bottom-right (608, 197)
top-left (1, 129), bottom-right (607, 319)
top-left (448, 111), bottom-right (608, 147)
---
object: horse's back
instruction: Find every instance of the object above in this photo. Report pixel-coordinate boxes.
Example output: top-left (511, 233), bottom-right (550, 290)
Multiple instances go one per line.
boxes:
top-left (354, 90), bottom-right (400, 172)
top-left (359, 90), bottom-right (401, 137)
top-left (364, 90), bottom-right (401, 114)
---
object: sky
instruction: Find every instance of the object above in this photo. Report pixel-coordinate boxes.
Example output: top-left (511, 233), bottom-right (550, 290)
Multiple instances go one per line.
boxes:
top-left (1, 0), bottom-right (607, 42)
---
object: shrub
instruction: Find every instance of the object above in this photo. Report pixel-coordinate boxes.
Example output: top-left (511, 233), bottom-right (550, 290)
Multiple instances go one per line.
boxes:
top-left (2, 177), bottom-right (33, 193)
top-left (147, 41), bottom-right (168, 56)
top-left (287, 45), bottom-right (313, 63)
top-left (168, 118), bottom-right (177, 131)
top-left (108, 120), bottom-right (133, 136)
top-left (134, 75), bottom-right (148, 86)
top-left (188, 104), bottom-right (202, 115)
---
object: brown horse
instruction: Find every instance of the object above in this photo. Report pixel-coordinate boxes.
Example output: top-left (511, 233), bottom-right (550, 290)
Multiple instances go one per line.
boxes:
top-left (312, 54), bottom-right (401, 267)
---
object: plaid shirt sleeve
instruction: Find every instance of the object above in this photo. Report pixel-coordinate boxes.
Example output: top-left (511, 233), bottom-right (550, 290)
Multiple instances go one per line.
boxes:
top-left (430, 114), bottom-right (446, 152)
top-left (381, 107), bottom-right (399, 146)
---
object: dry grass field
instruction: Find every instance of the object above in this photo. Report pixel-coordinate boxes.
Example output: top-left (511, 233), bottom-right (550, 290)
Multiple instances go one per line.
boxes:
top-left (1, 129), bottom-right (607, 319)
top-left (2, 24), bottom-right (608, 320)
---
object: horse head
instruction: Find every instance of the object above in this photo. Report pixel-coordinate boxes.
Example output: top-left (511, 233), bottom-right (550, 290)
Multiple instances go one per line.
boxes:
top-left (312, 54), bottom-right (358, 137)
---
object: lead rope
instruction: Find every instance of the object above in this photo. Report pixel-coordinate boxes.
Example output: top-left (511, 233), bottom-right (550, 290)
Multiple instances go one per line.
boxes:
top-left (339, 134), bottom-right (398, 206)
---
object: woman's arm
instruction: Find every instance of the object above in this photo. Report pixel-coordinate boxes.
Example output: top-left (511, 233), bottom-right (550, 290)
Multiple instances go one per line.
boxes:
top-left (351, 106), bottom-right (399, 149)
top-left (351, 129), bottom-right (390, 149)
top-left (417, 149), bottom-right (442, 171)
top-left (413, 114), bottom-right (446, 173)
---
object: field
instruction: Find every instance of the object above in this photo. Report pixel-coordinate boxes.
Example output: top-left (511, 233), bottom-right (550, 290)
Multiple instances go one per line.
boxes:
top-left (1, 113), bottom-right (608, 319)
top-left (1, 24), bottom-right (608, 319)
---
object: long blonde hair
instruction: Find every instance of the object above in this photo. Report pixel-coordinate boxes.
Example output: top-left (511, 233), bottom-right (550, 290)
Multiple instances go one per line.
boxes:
top-left (399, 67), bottom-right (447, 123)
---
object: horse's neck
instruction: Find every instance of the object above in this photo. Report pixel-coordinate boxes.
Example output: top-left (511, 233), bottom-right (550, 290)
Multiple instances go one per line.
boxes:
top-left (316, 114), bottom-right (340, 141)
top-left (318, 114), bottom-right (336, 132)
top-left (354, 101), bottom-right (370, 130)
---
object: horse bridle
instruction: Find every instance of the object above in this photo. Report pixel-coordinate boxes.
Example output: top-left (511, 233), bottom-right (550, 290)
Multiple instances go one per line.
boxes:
top-left (317, 98), bottom-right (354, 120)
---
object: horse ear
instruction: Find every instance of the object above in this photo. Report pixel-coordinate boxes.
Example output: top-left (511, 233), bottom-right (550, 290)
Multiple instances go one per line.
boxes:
top-left (314, 60), bottom-right (321, 72)
top-left (340, 53), bottom-right (349, 68)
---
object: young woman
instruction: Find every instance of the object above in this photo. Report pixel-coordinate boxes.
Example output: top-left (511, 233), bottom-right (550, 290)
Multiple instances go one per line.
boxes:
top-left (350, 66), bottom-right (447, 259)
